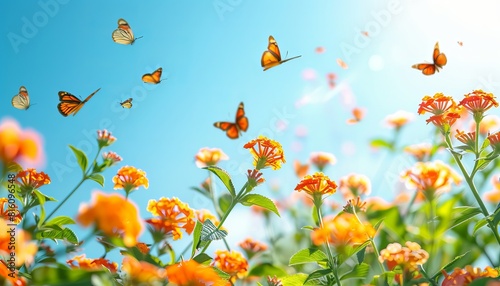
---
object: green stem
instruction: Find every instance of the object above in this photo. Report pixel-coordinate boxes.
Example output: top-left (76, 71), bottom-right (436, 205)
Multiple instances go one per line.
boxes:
top-left (45, 177), bottom-right (86, 222)
top-left (427, 198), bottom-right (436, 272)
top-left (353, 210), bottom-right (385, 272)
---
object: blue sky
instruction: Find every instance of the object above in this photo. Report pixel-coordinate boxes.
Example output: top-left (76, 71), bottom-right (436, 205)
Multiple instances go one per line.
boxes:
top-left (3, 0), bottom-right (500, 263)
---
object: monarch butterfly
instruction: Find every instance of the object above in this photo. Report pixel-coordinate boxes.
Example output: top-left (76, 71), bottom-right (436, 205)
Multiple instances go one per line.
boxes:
top-left (261, 35), bottom-right (301, 71)
top-left (112, 18), bottom-right (142, 45)
top-left (120, 98), bottom-right (133, 109)
top-left (412, 42), bottom-right (447, 76)
top-left (213, 102), bottom-right (248, 139)
top-left (12, 86), bottom-right (30, 110)
top-left (142, 68), bottom-right (165, 84)
top-left (337, 58), bottom-right (348, 69)
top-left (57, 88), bottom-right (101, 117)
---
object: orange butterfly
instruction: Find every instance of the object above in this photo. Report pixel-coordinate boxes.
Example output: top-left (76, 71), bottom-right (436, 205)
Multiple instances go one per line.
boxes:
top-left (57, 88), bottom-right (101, 117)
top-left (412, 42), bottom-right (447, 76)
top-left (346, 107), bottom-right (365, 125)
top-left (119, 98), bottom-right (133, 109)
top-left (142, 68), bottom-right (165, 84)
top-left (261, 35), bottom-right (301, 71)
top-left (213, 102), bottom-right (248, 139)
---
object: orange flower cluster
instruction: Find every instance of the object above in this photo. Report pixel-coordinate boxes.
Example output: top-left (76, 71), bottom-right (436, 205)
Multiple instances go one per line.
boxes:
top-left (404, 143), bottom-right (432, 162)
top-left (244, 136), bottom-right (285, 170)
top-left (66, 254), bottom-right (118, 273)
top-left (0, 198), bottom-right (22, 224)
top-left (379, 241), bottom-right (429, 284)
top-left (14, 168), bottom-right (50, 193)
top-left (295, 172), bottom-right (337, 199)
top-left (102, 151), bottom-right (122, 166)
top-left (338, 173), bottom-right (371, 200)
top-left (0, 260), bottom-right (27, 286)
top-left (121, 256), bottom-right (167, 285)
top-left (246, 169), bottom-right (265, 188)
top-left (343, 196), bottom-right (367, 213)
top-left (458, 90), bottom-right (499, 117)
top-left (146, 197), bottom-right (195, 240)
top-left (311, 213), bottom-right (375, 248)
top-left (112, 166), bottom-right (149, 193)
top-left (76, 192), bottom-right (143, 247)
top-left (239, 238), bottom-right (268, 259)
top-left (384, 110), bottom-right (414, 129)
top-left (455, 130), bottom-right (476, 147)
top-left (194, 147), bottom-right (229, 168)
top-left (401, 160), bottom-right (461, 200)
top-left (0, 118), bottom-right (42, 167)
top-left (488, 131), bottom-right (500, 151)
top-left (309, 151), bottom-right (336, 171)
top-left (0, 219), bottom-right (37, 267)
top-left (212, 250), bottom-right (248, 282)
top-left (166, 259), bottom-right (226, 286)
top-left (442, 265), bottom-right (499, 286)
top-left (418, 93), bottom-right (461, 132)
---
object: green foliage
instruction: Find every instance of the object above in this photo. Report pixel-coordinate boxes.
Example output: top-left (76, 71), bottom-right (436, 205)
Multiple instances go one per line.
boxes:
top-left (69, 145), bottom-right (88, 175)
top-left (204, 165), bottom-right (235, 196)
top-left (240, 193), bottom-right (280, 216)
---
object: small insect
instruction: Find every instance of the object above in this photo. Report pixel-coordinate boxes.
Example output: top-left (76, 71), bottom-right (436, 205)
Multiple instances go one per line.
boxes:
top-left (457, 41), bottom-right (463, 46)
top-left (261, 35), bottom-right (301, 71)
top-left (112, 18), bottom-right (142, 45)
top-left (57, 88), bottom-right (101, 117)
top-left (346, 107), bottom-right (365, 125)
top-left (337, 58), bottom-right (348, 69)
top-left (411, 42), bottom-right (447, 76)
top-left (213, 102), bottom-right (248, 139)
top-left (142, 68), bottom-right (166, 84)
top-left (119, 98), bottom-right (133, 109)
top-left (12, 86), bottom-right (30, 110)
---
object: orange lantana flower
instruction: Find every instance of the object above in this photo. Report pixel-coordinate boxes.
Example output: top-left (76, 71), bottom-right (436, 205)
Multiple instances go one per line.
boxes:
top-left (0, 219), bottom-right (37, 267)
top-left (212, 250), bottom-right (248, 283)
top-left (112, 166), bottom-right (149, 193)
top-left (442, 265), bottom-right (499, 286)
top-left (96, 129), bottom-right (116, 148)
top-left (195, 147), bottom-right (229, 168)
top-left (384, 110), bottom-right (414, 129)
top-left (14, 168), bottom-right (50, 193)
top-left (0, 260), bottom-right (27, 286)
top-left (67, 254), bottom-right (118, 273)
top-left (122, 256), bottom-right (167, 285)
top-left (76, 192), bottom-right (143, 247)
top-left (0, 118), bottom-right (43, 167)
top-left (403, 142), bottom-right (432, 162)
top-left (244, 136), bottom-right (285, 170)
top-left (311, 213), bottom-right (375, 249)
top-left (239, 238), bottom-right (268, 259)
top-left (102, 151), bottom-right (122, 167)
top-left (0, 198), bottom-right (22, 224)
top-left (379, 241), bottom-right (429, 284)
top-left (146, 197), bottom-right (195, 240)
top-left (338, 173), bottom-right (371, 200)
top-left (309, 152), bottom-right (336, 172)
top-left (166, 259), bottom-right (226, 286)
top-left (418, 93), bottom-right (456, 115)
top-left (294, 172), bottom-right (337, 200)
top-left (455, 130), bottom-right (476, 147)
top-left (487, 131), bottom-right (500, 151)
top-left (458, 90), bottom-right (499, 118)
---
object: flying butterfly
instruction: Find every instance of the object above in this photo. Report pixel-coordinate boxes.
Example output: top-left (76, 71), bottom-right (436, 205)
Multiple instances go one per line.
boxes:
top-left (119, 98), bottom-right (133, 109)
top-left (12, 86), bottom-right (30, 110)
top-left (57, 88), bottom-right (101, 117)
top-left (142, 68), bottom-right (166, 84)
top-left (213, 102), bottom-right (248, 139)
top-left (112, 18), bottom-right (142, 45)
top-left (412, 42), bottom-right (447, 76)
top-left (261, 35), bottom-right (301, 71)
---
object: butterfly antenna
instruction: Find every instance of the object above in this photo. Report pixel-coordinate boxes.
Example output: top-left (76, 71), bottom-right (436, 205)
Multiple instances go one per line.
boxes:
top-left (135, 36), bottom-right (144, 40)
top-left (285, 51), bottom-right (289, 59)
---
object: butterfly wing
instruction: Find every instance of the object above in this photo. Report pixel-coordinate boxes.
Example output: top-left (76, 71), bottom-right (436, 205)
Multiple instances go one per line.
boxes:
top-left (432, 42), bottom-right (447, 68)
top-left (235, 102), bottom-right (248, 132)
top-left (58, 92), bottom-right (83, 117)
top-left (120, 98), bottom-right (133, 108)
top-left (12, 86), bottom-right (30, 110)
top-left (142, 68), bottom-right (162, 84)
top-left (213, 122), bottom-right (239, 139)
top-left (112, 18), bottom-right (135, 45)
top-left (411, 63), bottom-right (436, 75)
top-left (261, 36), bottom-right (282, 71)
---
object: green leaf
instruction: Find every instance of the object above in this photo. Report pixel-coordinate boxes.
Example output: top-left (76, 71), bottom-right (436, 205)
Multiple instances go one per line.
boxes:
top-left (191, 221), bottom-right (203, 256)
top-left (46, 216), bottom-right (76, 227)
top-left (218, 193), bottom-right (232, 214)
top-left (204, 166), bottom-right (235, 196)
top-left (240, 194), bottom-right (280, 217)
top-left (492, 207), bottom-right (500, 227)
top-left (370, 272), bottom-right (395, 286)
top-left (289, 248), bottom-right (328, 267)
top-left (472, 218), bottom-right (488, 235)
top-left (340, 263), bottom-right (370, 280)
top-left (33, 190), bottom-right (47, 226)
top-left (193, 253), bottom-right (212, 264)
top-left (301, 225), bottom-right (316, 231)
top-left (248, 263), bottom-right (287, 277)
top-left (88, 173), bottom-right (104, 186)
top-left (200, 219), bottom-right (228, 241)
top-left (69, 145), bottom-right (88, 174)
top-left (447, 206), bottom-right (482, 230)
top-left (432, 252), bottom-right (469, 280)
top-left (370, 138), bottom-right (393, 150)
top-left (304, 268), bottom-right (333, 284)
top-left (356, 245), bottom-right (366, 264)
top-left (190, 187), bottom-right (211, 199)
top-left (35, 227), bottom-right (79, 244)
top-left (31, 264), bottom-right (115, 286)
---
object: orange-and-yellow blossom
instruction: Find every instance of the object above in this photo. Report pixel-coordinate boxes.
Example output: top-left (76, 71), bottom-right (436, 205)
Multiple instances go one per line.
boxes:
top-left (96, 129), bottom-right (116, 148)
top-left (122, 256), bottom-right (167, 285)
top-left (196, 209), bottom-right (226, 231)
top-left (442, 265), bottom-right (499, 286)
top-left (343, 196), bottom-right (367, 213)
top-left (458, 90), bottom-right (499, 118)
top-left (195, 147), bottom-right (229, 168)
top-left (484, 175), bottom-right (500, 204)
top-left (0, 260), bottom-right (27, 286)
top-left (0, 219), bottom-right (37, 267)
top-left (135, 242), bottom-right (150, 255)
top-left (294, 172), bottom-right (337, 200)
top-left (311, 213), bottom-right (375, 248)
top-left (212, 250), bottom-right (248, 283)
top-left (401, 160), bottom-right (461, 200)
top-left (487, 131), bottom-right (500, 151)
top-left (76, 192), bottom-right (143, 247)
top-left (239, 238), bottom-right (268, 259)
top-left (14, 168), bottom-right (50, 193)
top-left (0, 118), bottom-right (43, 167)
top-left (102, 151), bottom-right (122, 166)
top-left (244, 136), bottom-right (285, 170)
top-left (426, 112), bottom-right (461, 130)
top-left (0, 198), bottom-right (22, 224)
top-left (418, 93), bottom-right (456, 115)
top-left (146, 197), bottom-right (195, 240)
top-left (166, 259), bottom-right (226, 286)
top-left (309, 152), bottom-right (336, 171)
top-left (455, 130), bottom-right (476, 148)
top-left (112, 166), bottom-right (149, 193)
top-left (338, 173), bottom-right (371, 200)
top-left (379, 241), bottom-right (429, 284)
top-left (67, 254), bottom-right (118, 273)
top-left (384, 110), bottom-right (414, 129)
top-left (404, 143), bottom-right (432, 162)
top-left (246, 169), bottom-right (265, 188)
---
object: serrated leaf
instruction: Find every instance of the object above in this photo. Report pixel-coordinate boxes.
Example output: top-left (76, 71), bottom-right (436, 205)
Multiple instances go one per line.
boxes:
top-left (289, 248), bottom-right (328, 266)
top-left (204, 166), bottom-right (235, 196)
top-left (340, 263), bottom-right (369, 280)
top-left (35, 228), bottom-right (78, 244)
top-left (200, 219), bottom-right (227, 241)
top-left (240, 194), bottom-right (280, 217)
top-left (191, 221), bottom-right (203, 257)
top-left (447, 206), bottom-right (481, 230)
top-left (218, 193), bottom-right (232, 214)
top-left (46, 216), bottom-right (76, 227)
top-left (69, 145), bottom-right (88, 174)
top-left (248, 263), bottom-right (287, 277)
top-left (279, 274), bottom-right (309, 286)
top-left (88, 173), bottom-right (104, 186)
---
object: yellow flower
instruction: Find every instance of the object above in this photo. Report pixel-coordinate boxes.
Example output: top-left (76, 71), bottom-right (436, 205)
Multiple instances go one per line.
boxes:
top-left (244, 136), bottom-right (285, 170)
top-left (195, 147), bottom-right (229, 168)
top-left (67, 254), bottom-right (118, 273)
top-left (379, 241), bottom-right (429, 285)
top-left (212, 250), bottom-right (248, 283)
top-left (112, 166), bottom-right (149, 193)
top-left (76, 192), bottom-right (143, 247)
top-left (146, 197), bottom-right (195, 240)
top-left (338, 173), bottom-right (371, 200)
top-left (122, 256), bottom-right (167, 286)
top-left (404, 142), bottom-right (433, 162)
top-left (294, 172), bottom-right (337, 200)
top-left (309, 151), bottom-right (336, 172)
top-left (442, 265), bottom-right (499, 286)
top-left (166, 259), bottom-right (227, 286)
top-left (0, 118), bottom-right (42, 167)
